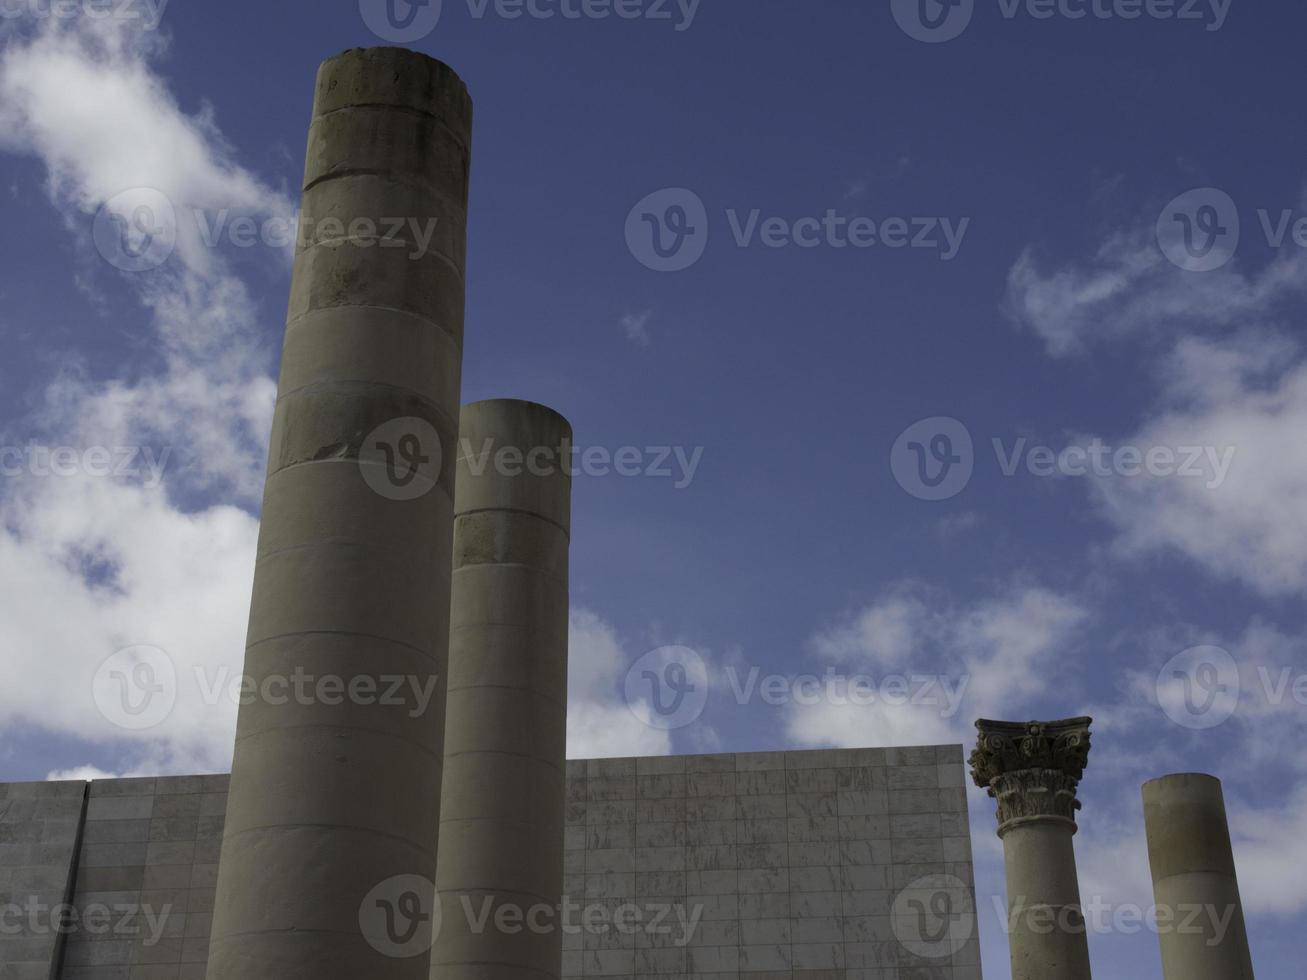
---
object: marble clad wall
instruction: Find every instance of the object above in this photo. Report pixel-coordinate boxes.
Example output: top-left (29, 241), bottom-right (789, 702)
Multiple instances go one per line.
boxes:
top-left (561, 747), bottom-right (982, 980)
top-left (0, 747), bottom-right (981, 980)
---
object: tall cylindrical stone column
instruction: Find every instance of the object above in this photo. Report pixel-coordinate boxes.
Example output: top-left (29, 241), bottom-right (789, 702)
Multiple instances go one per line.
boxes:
top-left (208, 47), bottom-right (472, 980)
top-left (971, 718), bottom-right (1094, 980)
top-left (430, 400), bottom-right (573, 980)
top-left (1143, 773), bottom-right (1256, 980)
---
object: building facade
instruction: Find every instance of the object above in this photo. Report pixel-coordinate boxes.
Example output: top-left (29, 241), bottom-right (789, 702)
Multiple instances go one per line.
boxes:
top-left (0, 746), bottom-right (981, 980)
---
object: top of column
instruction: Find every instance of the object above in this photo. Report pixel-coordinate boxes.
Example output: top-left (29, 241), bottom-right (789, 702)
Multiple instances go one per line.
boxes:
top-left (455, 400), bottom-right (574, 534)
top-left (970, 717), bottom-right (1093, 835)
top-left (313, 47), bottom-right (473, 145)
top-left (1143, 772), bottom-right (1239, 880)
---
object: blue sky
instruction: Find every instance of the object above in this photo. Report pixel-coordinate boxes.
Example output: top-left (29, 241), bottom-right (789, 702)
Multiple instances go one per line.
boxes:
top-left (1, 1), bottom-right (1305, 977)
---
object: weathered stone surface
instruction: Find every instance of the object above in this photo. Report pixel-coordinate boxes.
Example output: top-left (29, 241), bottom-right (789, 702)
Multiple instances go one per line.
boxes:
top-left (431, 401), bottom-right (573, 980)
top-left (206, 46), bottom-right (472, 980)
top-left (0, 781), bottom-right (85, 975)
top-left (0, 777), bottom-right (229, 978)
top-left (972, 717), bottom-right (1092, 833)
top-left (4, 749), bottom-right (982, 980)
top-left (560, 747), bottom-right (981, 980)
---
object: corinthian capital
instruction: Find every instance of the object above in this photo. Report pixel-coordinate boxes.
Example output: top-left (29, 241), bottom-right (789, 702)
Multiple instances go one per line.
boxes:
top-left (969, 718), bottom-right (1093, 834)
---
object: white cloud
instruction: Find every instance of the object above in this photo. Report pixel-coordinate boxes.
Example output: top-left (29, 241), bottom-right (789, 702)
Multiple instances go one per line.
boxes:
top-left (955, 586), bottom-right (1090, 709)
top-left (1007, 195), bottom-right (1307, 598)
top-left (0, 16), bottom-right (288, 279)
top-left (1072, 811), bottom-right (1157, 915)
top-left (1084, 334), bottom-right (1307, 597)
top-left (1231, 785), bottom-right (1307, 917)
top-left (0, 474), bottom-right (256, 773)
top-left (0, 16), bottom-right (284, 773)
top-left (789, 582), bottom-right (1090, 751)
top-left (810, 584), bottom-right (934, 670)
top-left (934, 510), bottom-right (982, 539)
top-left (843, 155), bottom-right (912, 201)
top-left (1006, 231), bottom-right (1307, 358)
top-left (619, 310), bottom-right (653, 349)
top-left (567, 609), bottom-right (672, 760)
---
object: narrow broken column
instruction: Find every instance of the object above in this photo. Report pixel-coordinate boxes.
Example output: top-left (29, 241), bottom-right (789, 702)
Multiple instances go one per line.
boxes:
top-left (430, 400), bottom-right (573, 980)
top-left (208, 47), bottom-right (472, 980)
top-left (971, 718), bottom-right (1094, 980)
top-left (1143, 774), bottom-right (1256, 980)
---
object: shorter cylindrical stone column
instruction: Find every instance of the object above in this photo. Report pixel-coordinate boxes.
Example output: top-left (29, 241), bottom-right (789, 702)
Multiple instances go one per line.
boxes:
top-left (971, 718), bottom-right (1094, 980)
top-left (1143, 773), bottom-right (1256, 980)
top-left (430, 399), bottom-right (573, 980)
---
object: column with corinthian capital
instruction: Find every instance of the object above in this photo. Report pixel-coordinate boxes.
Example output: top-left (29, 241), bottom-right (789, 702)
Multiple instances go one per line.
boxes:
top-left (970, 718), bottom-right (1094, 980)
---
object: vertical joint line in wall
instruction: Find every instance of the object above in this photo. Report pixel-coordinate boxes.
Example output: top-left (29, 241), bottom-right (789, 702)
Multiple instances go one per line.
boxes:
top-left (681, 769), bottom-right (689, 978)
top-left (579, 768), bottom-right (587, 974)
top-left (730, 758), bottom-right (740, 978)
top-left (631, 766), bottom-right (638, 970)
top-left (836, 762), bottom-right (847, 973)
top-left (48, 781), bottom-right (90, 980)
top-left (783, 760), bottom-right (793, 974)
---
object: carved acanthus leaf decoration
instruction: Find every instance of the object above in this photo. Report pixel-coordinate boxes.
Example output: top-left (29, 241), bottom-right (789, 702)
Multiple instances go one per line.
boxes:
top-left (969, 718), bottom-right (1093, 832)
